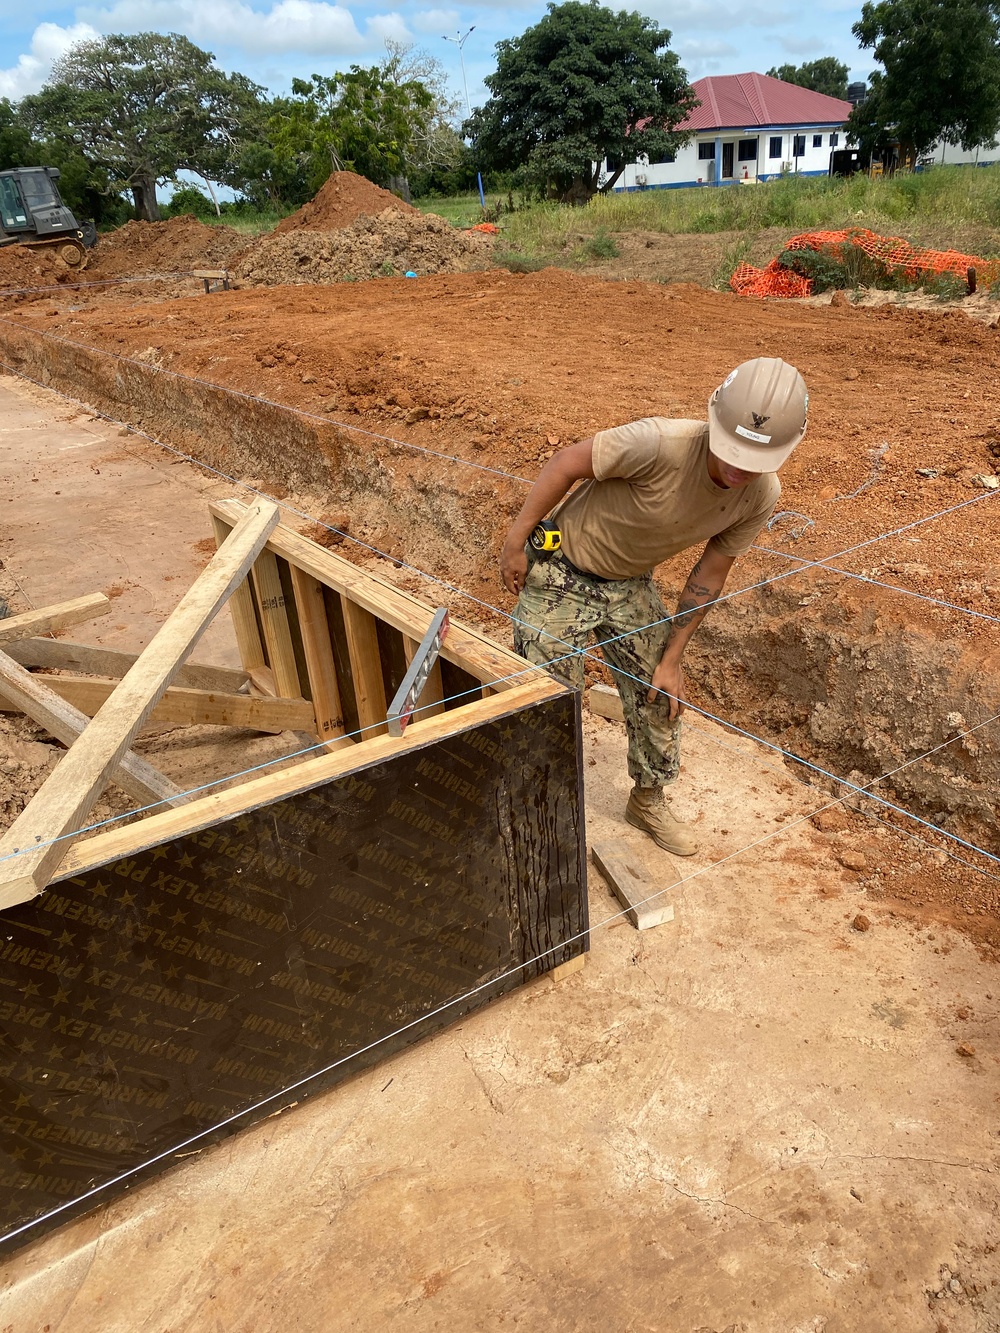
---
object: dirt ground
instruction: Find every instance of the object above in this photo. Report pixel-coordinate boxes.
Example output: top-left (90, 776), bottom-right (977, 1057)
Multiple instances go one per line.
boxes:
top-left (1, 375), bottom-right (999, 1331)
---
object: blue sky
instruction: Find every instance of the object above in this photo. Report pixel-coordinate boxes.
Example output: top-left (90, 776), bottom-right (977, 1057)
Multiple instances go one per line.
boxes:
top-left (0, 0), bottom-right (873, 111)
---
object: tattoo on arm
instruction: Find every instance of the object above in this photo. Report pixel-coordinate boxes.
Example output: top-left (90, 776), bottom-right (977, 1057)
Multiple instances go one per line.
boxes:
top-left (666, 577), bottom-right (724, 637)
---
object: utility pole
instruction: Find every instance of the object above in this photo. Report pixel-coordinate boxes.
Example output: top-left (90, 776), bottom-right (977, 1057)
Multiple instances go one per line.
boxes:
top-left (443, 26), bottom-right (486, 209)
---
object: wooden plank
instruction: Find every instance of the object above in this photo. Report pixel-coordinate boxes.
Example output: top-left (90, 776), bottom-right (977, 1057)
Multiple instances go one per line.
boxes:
top-left (289, 564), bottom-right (352, 750)
top-left (0, 500), bottom-right (280, 907)
top-left (0, 594), bottom-right (110, 645)
top-left (212, 515), bottom-right (266, 675)
top-left (0, 675), bottom-right (316, 732)
top-left (5, 638), bottom-right (249, 693)
top-left (589, 683), bottom-right (624, 723)
top-left (58, 677), bottom-right (566, 881)
top-left (402, 634), bottom-right (445, 723)
top-left (210, 500), bottom-right (538, 692)
top-left (591, 839), bottom-right (677, 931)
top-left (341, 598), bottom-right (388, 739)
top-left (0, 650), bottom-right (187, 811)
top-left (551, 955), bottom-right (586, 982)
top-left (251, 550), bottom-right (302, 699)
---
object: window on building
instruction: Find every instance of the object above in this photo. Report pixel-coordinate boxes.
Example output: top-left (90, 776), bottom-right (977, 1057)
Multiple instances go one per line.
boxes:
top-left (737, 139), bottom-right (758, 161)
top-left (698, 142), bottom-right (716, 160)
top-left (812, 134), bottom-right (823, 148)
top-left (650, 149), bottom-right (676, 164)
top-left (769, 136), bottom-right (783, 159)
top-left (830, 132), bottom-right (840, 148)
top-left (793, 134), bottom-right (806, 157)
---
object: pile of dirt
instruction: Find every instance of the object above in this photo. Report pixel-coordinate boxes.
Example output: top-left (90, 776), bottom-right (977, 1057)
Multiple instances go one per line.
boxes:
top-left (236, 209), bottom-right (494, 286)
top-left (274, 171), bottom-right (418, 235)
top-left (95, 215), bottom-right (246, 278)
top-left (0, 244), bottom-right (80, 298)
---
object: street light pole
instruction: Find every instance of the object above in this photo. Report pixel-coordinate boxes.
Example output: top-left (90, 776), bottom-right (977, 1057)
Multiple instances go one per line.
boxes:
top-left (443, 26), bottom-right (486, 209)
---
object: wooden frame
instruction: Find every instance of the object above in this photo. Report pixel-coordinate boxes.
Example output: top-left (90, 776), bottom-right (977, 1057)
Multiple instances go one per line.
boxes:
top-left (0, 503), bottom-right (585, 1257)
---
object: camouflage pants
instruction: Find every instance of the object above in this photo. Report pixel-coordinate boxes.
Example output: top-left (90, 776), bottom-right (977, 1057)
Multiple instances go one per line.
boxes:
top-left (513, 552), bottom-right (681, 788)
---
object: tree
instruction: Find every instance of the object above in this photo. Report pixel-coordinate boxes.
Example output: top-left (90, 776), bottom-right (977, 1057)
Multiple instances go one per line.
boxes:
top-left (467, 0), bottom-right (697, 204)
top-left (20, 33), bottom-right (262, 220)
top-left (847, 0), bottom-right (1000, 164)
top-left (380, 42), bottom-right (466, 192)
top-left (766, 58), bottom-right (849, 99)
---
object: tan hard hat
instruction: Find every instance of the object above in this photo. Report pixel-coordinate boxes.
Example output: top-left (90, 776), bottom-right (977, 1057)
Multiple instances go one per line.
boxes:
top-left (708, 358), bottom-right (808, 472)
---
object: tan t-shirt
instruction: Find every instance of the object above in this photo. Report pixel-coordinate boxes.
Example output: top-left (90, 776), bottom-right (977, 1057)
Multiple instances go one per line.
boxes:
top-left (554, 417), bottom-right (781, 579)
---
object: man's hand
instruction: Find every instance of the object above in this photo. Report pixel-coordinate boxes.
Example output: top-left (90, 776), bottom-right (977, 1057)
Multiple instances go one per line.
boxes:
top-left (648, 655), bottom-right (686, 720)
top-left (500, 542), bottom-right (529, 595)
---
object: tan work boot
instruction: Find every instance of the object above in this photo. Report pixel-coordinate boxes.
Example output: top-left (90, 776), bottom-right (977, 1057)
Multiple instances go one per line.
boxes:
top-left (625, 786), bottom-right (698, 857)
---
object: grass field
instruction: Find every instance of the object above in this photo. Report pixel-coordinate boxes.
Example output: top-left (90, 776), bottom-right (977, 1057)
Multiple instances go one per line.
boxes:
top-left (414, 166), bottom-right (1000, 262)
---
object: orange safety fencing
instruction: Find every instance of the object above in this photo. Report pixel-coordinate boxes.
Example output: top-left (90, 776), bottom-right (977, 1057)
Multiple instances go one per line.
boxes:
top-left (730, 227), bottom-right (1000, 299)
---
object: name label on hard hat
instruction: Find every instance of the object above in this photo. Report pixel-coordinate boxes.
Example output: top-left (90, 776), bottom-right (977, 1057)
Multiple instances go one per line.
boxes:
top-left (735, 424), bottom-right (772, 443)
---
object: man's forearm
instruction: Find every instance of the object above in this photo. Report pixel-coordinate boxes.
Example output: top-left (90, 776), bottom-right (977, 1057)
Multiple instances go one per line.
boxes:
top-left (660, 552), bottom-right (733, 662)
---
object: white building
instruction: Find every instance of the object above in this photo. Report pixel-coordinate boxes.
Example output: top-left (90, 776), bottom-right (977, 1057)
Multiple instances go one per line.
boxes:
top-left (614, 72), bottom-right (855, 191)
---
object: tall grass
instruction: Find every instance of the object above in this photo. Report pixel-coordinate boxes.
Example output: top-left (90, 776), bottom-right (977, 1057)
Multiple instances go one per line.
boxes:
top-left (494, 166), bottom-right (1000, 257)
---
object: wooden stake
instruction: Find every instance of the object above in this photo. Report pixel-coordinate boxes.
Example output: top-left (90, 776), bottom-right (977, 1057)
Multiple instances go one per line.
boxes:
top-left (0, 593), bottom-right (110, 645)
top-left (0, 500), bottom-right (279, 907)
top-left (289, 564), bottom-right (352, 749)
top-left (0, 650), bottom-right (188, 811)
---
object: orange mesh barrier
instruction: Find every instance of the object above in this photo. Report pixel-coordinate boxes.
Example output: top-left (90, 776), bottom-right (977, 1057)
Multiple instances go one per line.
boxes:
top-left (730, 227), bottom-right (1000, 298)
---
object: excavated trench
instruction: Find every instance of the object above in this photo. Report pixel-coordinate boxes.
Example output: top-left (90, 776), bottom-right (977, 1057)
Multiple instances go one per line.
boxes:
top-left (2, 320), bottom-right (997, 861)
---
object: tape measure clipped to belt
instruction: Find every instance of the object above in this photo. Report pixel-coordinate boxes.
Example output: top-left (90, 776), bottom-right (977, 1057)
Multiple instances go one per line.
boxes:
top-left (529, 519), bottom-right (562, 557)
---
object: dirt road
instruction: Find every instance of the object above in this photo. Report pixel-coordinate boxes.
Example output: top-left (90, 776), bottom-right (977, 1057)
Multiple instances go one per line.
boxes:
top-left (0, 375), bottom-right (998, 1333)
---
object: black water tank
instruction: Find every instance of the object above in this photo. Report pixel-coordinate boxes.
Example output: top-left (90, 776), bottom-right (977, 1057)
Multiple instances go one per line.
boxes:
top-left (848, 81), bottom-right (867, 106)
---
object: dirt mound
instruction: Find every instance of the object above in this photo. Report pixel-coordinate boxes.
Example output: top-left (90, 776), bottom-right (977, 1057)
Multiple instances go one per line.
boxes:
top-left (274, 172), bottom-right (417, 235)
top-left (236, 209), bottom-right (493, 286)
top-left (0, 244), bottom-right (81, 297)
top-left (95, 215), bottom-right (245, 277)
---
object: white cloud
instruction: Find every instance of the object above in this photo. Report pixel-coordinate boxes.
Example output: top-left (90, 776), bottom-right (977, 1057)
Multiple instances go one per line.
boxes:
top-left (411, 8), bottom-right (461, 36)
top-left (778, 34), bottom-right (831, 55)
top-left (0, 21), bottom-right (100, 99)
top-left (637, 0), bottom-right (793, 32)
top-left (675, 38), bottom-right (739, 59)
top-left (78, 0), bottom-right (410, 57)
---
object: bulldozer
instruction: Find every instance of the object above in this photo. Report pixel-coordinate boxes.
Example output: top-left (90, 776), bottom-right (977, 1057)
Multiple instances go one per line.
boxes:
top-left (0, 166), bottom-right (98, 269)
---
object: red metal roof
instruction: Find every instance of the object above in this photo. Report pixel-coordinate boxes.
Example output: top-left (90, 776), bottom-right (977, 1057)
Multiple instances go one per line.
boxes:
top-left (681, 73), bottom-right (852, 131)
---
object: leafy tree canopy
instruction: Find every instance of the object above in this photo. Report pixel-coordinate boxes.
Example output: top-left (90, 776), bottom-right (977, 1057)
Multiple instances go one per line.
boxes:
top-left (766, 58), bottom-right (849, 99)
top-left (847, 0), bottom-right (1000, 161)
top-left (230, 60), bottom-right (435, 208)
top-left (19, 32), bottom-right (262, 221)
top-left (467, 0), bottom-right (697, 203)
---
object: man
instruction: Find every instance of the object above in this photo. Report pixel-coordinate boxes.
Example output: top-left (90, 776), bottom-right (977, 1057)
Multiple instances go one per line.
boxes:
top-left (500, 357), bottom-right (808, 857)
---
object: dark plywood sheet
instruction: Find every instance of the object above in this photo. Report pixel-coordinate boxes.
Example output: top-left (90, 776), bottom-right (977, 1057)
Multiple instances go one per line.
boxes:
top-left (0, 690), bottom-right (586, 1254)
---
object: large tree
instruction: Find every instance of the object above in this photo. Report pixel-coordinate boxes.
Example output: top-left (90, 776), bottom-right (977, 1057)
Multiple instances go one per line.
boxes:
top-left (467, 0), bottom-right (697, 204)
top-left (20, 32), bottom-right (262, 220)
top-left (847, 0), bottom-right (1000, 163)
top-left (766, 58), bottom-right (849, 99)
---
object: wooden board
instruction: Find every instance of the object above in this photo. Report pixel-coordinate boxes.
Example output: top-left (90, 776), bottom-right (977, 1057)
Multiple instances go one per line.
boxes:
top-left (0, 501), bottom-right (280, 907)
top-left (0, 650), bottom-right (188, 811)
top-left (5, 638), bottom-right (249, 693)
top-left (591, 839), bottom-right (676, 931)
top-left (250, 550), bottom-right (302, 699)
top-left (0, 675), bottom-right (316, 732)
top-left (289, 564), bottom-right (351, 750)
top-left (588, 683), bottom-right (624, 723)
top-left (341, 598), bottom-right (388, 739)
top-left (0, 593), bottom-right (110, 645)
top-left (210, 500), bottom-right (539, 693)
top-left (212, 515), bottom-right (266, 675)
top-left (58, 676), bottom-right (566, 880)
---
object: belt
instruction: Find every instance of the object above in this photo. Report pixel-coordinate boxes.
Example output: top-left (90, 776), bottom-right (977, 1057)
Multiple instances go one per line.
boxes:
top-left (556, 552), bottom-right (619, 585)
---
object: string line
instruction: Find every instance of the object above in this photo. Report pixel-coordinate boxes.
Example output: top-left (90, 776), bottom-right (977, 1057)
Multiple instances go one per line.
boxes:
top-left (0, 359), bottom-right (996, 871)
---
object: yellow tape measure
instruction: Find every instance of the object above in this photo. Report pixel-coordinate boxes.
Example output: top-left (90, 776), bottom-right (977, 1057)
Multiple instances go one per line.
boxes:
top-left (529, 520), bottom-right (562, 553)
